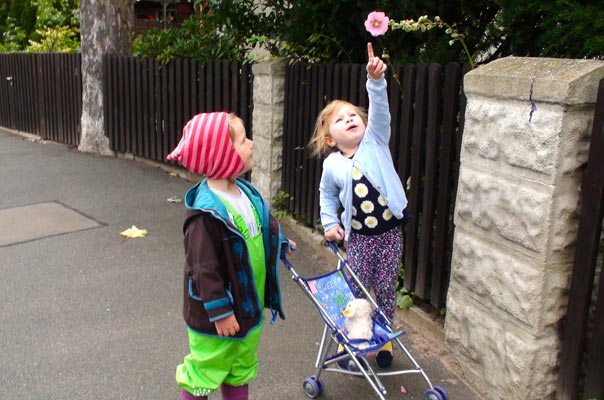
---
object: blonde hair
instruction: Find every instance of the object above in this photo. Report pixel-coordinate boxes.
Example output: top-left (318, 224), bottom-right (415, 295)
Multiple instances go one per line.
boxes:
top-left (227, 113), bottom-right (244, 140)
top-left (226, 113), bottom-right (246, 182)
top-left (308, 100), bottom-right (367, 158)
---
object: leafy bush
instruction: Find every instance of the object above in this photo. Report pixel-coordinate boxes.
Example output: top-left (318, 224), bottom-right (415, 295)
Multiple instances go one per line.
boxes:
top-left (26, 26), bottom-right (80, 52)
top-left (133, 0), bottom-right (281, 63)
top-left (1, 0), bottom-right (80, 53)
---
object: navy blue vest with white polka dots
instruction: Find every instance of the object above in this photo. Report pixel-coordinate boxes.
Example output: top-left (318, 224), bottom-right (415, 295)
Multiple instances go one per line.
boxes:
top-left (351, 167), bottom-right (402, 235)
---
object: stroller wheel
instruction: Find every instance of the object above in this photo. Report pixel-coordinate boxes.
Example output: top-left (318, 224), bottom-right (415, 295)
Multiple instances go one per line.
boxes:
top-left (303, 376), bottom-right (323, 399)
top-left (434, 386), bottom-right (449, 400)
top-left (424, 388), bottom-right (445, 400)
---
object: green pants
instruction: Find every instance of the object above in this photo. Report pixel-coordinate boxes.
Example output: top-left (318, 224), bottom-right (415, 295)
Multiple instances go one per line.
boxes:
top-left (176, 324), bottom-right (263, 396)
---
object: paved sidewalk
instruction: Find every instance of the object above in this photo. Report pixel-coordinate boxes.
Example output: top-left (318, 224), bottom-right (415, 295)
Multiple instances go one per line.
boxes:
top-left (0, 130), bottom-right (482, 400)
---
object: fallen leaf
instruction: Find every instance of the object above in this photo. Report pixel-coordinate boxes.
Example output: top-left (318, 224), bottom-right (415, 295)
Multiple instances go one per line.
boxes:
top-left (120, 225), bottom-right (148, 238)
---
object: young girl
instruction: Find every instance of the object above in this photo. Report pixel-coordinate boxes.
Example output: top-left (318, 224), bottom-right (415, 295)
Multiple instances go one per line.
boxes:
top-left (308, 43), bottom-right (409, 369)
top-left (167, 112), bottom-right (295, 400)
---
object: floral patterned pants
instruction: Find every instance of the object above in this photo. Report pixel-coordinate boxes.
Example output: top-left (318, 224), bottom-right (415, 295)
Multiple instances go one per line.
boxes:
top-left (347, 226), bottom-right (403, 321)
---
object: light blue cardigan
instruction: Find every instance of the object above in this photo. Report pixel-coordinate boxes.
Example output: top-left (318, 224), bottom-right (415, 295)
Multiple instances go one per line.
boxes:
top-left (319, 76), bottom-right (408, 241)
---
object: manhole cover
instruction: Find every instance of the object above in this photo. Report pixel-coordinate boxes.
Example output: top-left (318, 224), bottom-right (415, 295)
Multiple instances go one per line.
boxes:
top-left (0, 201), bottom-right (102, 247)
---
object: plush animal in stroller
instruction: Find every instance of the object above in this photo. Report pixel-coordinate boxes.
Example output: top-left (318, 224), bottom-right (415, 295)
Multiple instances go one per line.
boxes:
top-left (343, 298), bottom-right (374, 348)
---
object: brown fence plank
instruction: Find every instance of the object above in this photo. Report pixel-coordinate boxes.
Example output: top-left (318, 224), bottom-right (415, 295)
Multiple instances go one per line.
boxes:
top-left (0, 55), bottom-right (7, 126)
top-left (103, 54), bottom-right (112, 149)
top-left (404, 63), bottom-right (429, 292)
top-left (142, 58), bottom-right (151, 158)
top-left (240, 63), bottom-right (252, 132)
top-left (76, 53), bottom-right (82, 144)
top-left (397, 64), bottom-right (416, 196)
top-left (182, 59), bottom-right (191, 130)
top-left (188, 59), bottom-right (198, 119)
top-left (557, 78), bottom-right (604, 400)
top-left (229, 61), bottom-right (239, 115)
top-left (129, 57), bottom-right (138, 155)
top-left (206, 61), bottom-right (215, 111)
top-left (221, 60), bottom-right (230, 111)
top-left (388, 65), bottom-right (402, 162)
top-left (415, 63), bottom-right (442, 299)
top-left (47, 54), bottom-right (58, 141)
top-left (69, 53), bottom-right (78, 145)
top-left (294, 64), bottom-right (311, 217)
top-left (302, 64), bottom-right (319, 220)
top-left (64, 55), bottom-right (72, 143)
top-left (109, 55), bottom-right (120, 151)
top-left (311, 64), bottom-right (328, 225)
top-left (148, 59), bottom-right (158, 160)
top-left (120, 56), bottom-right (130, 153)
top-left (33, 54), bottom-right (43, 137)
top-left (166, 60), bottom-right (177, 158)
top-left (431, 62), bottom-right (462, 309)
top-left (174, 58), bottom-right (184, 156)
top-left (282, 64), bottom-right (296, 203)
top-left (584, 257), bottom-right (604, 399)
top-left (57, 54), bottom-right (66, 143)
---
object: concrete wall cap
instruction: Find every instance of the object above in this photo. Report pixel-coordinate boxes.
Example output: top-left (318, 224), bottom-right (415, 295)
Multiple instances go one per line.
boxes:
top-left (464, 56), bottom-right (604, 105)
top-left (252, 58), bottom-right (287, 75)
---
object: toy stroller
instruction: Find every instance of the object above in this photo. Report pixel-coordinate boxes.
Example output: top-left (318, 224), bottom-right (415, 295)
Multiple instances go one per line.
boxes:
top-left (281, 242), bottom-right (449, 400)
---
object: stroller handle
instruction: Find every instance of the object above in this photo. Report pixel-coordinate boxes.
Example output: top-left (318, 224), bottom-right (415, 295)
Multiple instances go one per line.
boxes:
top-left (327, 241), bottom-right (347, 265)
top-left (327, 241), bottom-right (339, 254)
top-left (280, 254), bottom-right (293, 270)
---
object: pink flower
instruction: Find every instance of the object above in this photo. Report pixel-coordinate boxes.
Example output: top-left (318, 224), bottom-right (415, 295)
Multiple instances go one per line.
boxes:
top-left (364, 11), bottom-right (390, 37)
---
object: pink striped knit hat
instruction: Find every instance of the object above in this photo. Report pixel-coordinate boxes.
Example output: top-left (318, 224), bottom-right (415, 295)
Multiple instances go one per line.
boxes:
top-left (167, 112), bottom-right (245, 179)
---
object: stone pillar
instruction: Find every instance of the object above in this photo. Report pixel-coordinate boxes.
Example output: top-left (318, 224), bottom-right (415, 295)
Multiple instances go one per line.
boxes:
top-left (251, 59), bottom-right (287, 205)
top-left (445, 57), bottom-right (604, 399)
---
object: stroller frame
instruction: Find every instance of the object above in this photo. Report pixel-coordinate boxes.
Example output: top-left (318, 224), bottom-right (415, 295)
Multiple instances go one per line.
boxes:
top-left (281, 242), bottom-right (448, 400)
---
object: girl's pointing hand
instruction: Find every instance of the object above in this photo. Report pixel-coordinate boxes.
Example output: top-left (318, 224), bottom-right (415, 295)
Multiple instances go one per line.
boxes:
top-left (366, 42), bottom-right (387, 80)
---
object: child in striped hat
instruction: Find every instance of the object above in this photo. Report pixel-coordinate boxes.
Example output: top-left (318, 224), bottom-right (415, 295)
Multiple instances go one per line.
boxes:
top-left (168, 112), bottom-right (295, 400)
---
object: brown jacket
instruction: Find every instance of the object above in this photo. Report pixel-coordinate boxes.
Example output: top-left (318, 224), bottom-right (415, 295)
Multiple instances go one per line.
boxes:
top-left (181, 178), bottom-right (288, 339)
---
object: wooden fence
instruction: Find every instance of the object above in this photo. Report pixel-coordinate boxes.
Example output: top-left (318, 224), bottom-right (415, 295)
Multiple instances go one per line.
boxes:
top-left (103, 55), bottom-right (253, 163)
top-left (0, 53), bottom-right (81, 146)
top-left (557, 78), bottom-right (604, 400)
top-left (282, 62), bottom-right (469, 310)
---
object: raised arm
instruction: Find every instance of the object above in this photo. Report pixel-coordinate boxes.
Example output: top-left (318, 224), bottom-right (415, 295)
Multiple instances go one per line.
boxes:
top-left (365, 42), bottom-right (390, 145)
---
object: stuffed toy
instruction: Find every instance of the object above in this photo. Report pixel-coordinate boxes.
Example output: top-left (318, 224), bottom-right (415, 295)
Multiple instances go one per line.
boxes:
top-left (343, 298), bottom-right (374, 348)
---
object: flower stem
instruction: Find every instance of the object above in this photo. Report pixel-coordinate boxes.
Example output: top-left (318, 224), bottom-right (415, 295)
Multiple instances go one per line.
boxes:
top-left (459, 39), bottom-right (475, 69)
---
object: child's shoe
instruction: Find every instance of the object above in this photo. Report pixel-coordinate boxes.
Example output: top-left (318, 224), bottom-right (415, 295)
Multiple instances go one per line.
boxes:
top-left (180, 389), bottom-right (208, 400)
top-left (375, 341), bottom-right (394, 369)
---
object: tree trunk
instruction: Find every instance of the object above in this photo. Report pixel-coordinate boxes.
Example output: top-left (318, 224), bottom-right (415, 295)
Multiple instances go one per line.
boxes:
top-left (79, 0), bottom-right (132, 155)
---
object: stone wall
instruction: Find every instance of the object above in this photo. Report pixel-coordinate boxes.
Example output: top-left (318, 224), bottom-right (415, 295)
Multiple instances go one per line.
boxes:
top-left (445, 57), bottom-right (604, 399)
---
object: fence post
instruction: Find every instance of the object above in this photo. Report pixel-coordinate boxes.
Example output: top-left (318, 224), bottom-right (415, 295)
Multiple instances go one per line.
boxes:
top-left (250, 59), bottom-right (287, 206)
top-left (445, 57), bottom-right (604, 399)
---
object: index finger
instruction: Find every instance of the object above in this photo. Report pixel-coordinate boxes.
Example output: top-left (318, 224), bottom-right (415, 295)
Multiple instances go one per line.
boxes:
top-left (367, 42), bottom-right (374, 60)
